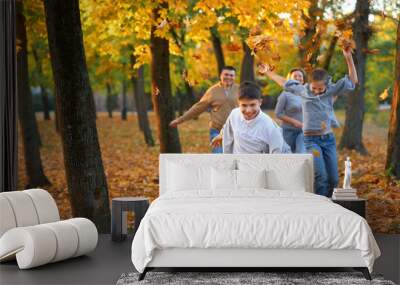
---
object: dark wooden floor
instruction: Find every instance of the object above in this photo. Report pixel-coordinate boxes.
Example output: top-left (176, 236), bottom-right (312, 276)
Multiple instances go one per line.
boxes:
top-left (0, 235), bottom-right (134, 285)
top-left (0, 234), bottom-right (398, 285)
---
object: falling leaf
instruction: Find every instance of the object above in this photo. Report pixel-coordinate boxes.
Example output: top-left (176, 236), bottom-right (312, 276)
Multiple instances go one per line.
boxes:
top-left (226, 43), bottom-right (241, 52)
top-left (270, 53), bottom-right (281, 61)
top-left (200, 71), bottom-right (210, 80)
top-left (335, 18), bottom-right (351, 30)
top-left (379, 88), bottom-right (389, 101)
top-left (170, 21), bottom-right (181, 29)
top-left (246, 34), bottom-right (274, 52)
top-left (249, 25), bottom-right (262, 36)
top-left (193, 54), bottom-right (201, 60)
top-left (316, 54), bottom-right (324, 63)
top-left (363, 48), bottom-right (380, 55)
top-left (312, 149), bottom-right (320, 157)
top-left (246, 34), bottom-right (281, 66)
top-left (337, 30), bottom-right (356, 53)
top-left (274, 19), bottom-right (284, 27)
top-left (182, 70), bottom-right (188, 80)
top-left (153, 86), bottom-right (160, 96)
top-left (157, 19), bottom-right (168, 29)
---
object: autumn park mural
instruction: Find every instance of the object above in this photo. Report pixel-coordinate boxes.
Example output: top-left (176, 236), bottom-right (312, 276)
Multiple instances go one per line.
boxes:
top-left (16, 0), bottom-right (399, 234)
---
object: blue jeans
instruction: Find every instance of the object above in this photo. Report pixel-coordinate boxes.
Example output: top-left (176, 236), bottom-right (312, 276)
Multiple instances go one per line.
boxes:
top-left (304, 133), bottom-right (338, 197)
top-left (283, 128), bottom-right (305, 153)
top-left (209, 128), bottom-right (223, 154)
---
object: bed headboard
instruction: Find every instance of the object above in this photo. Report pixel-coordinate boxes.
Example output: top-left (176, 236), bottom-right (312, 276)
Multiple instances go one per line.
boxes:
top-left (159, 154), bottom-right (314, 196)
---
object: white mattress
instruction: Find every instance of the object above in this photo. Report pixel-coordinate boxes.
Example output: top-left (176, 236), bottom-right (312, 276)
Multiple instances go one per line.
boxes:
top-left (131, 190), bottom-right (380, 273)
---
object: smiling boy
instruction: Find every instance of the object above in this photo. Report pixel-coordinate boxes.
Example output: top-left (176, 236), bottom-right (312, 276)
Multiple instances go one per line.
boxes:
top-left (218, 81), bottom-right (289, 154)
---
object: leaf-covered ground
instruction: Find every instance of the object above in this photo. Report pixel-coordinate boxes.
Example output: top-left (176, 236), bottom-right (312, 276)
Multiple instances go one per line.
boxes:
top-left (18, 111), bottom-right (400, 233)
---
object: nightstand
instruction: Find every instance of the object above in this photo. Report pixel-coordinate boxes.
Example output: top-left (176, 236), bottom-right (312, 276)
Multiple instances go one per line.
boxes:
top-left (331, 198), bottom-right (366, 218)
top-left (111, 197), bottom-right (149, 242)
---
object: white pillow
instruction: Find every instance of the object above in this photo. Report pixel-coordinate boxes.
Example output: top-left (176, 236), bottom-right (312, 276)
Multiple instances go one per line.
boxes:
top-left (167, 162), bottom-right (211, 191)
top-left (166, 159), bottom-right (236, 192)
top-left (237, 159), bottom-right (308, 191)
top-left (211, 168), bottom-right (268, 191)
top-left (236, 169), bottom-right (267, 189)
top-left (211, 168), bottom-right (236, 191)
top-left (266, 167), bottom-right (307, 192)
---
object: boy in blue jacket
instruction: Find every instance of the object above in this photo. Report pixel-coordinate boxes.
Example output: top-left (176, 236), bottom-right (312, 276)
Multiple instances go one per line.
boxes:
top-left (259, 48), bottom-right (358, 197)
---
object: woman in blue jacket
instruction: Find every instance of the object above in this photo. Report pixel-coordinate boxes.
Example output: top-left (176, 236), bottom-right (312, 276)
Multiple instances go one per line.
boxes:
top-left (274, 68), bottom-right (306, 153)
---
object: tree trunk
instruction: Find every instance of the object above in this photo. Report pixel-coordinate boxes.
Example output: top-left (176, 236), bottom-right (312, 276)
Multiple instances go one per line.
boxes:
top-left (0, 0), bottom-right (18, 192)
top-left (322, 34), bottom-right (338, 71)
top-left (299, 0), bottom-right (323, 73)
top-left (175, 56), bottom-right (196, 114)
top-left (121, 79), bottom-right (127, 120)
top-left (176, 89), bottom-right (184, 116)
top-left (32, 48), bottom-right (51, 120)
top-left (16, 0), bottom-right (50, 188)
top-left (339, 0), bottom-right (370, 154)
top-left (210, 25), bottom-right (225, 75)
top-left (54, 89), bottom-right (60, 133)
top-left (184, 81), bottom-right (196, 110)
top-left (150, 2), bottom-right (181, 153)
top-left (130, 61), bottom-right (155, 147)
top-left (386, 16), bottom-right (400, 178)
top-left (240, 41), bottom-right (255, 83)
top-left (169, 28), bottom-right (196, 112)
top-left (44, 0), bottom-right (110, 232)
top-left (106, 83), bottom-right (113, 118)
top-left (40, 86), bottom-right (51, 120)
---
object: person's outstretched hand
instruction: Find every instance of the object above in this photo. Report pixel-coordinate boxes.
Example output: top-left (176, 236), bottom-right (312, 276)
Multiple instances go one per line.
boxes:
top-left (210, 133), bottom-right (223, 148)
top-left (169, 118), bottom-right (182, 128)
top-left (342, 47), bottom-right (353, 59)
top-left (257, 63), bottom-right (274, 75)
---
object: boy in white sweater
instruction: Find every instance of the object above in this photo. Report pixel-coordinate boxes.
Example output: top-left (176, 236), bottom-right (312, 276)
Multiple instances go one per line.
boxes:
top-left (212, 81), bottom-right (290, 154)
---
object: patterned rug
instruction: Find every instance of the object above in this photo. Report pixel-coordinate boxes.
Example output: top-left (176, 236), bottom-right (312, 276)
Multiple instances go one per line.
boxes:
top-left (116, 271), bottom-right (395, 285)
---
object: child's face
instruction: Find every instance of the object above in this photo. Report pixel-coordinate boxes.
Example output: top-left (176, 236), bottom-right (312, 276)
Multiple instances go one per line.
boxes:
top-left (239, 98), bottom-right (262, 120)
top-left (310, 80), bottom-right (327, 95)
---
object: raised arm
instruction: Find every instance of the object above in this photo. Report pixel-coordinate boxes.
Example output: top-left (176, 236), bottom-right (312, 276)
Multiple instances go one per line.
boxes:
top-left (258, 64), bottom-right (286, 87)
top-left (325, 49), bottom-right (358, 97)
top-left (343, 48), bottom-right (358, 85)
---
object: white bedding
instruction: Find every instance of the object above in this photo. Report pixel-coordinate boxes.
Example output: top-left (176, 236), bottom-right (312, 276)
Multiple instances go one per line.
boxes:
top-left (131, 190), bottom-right (380, 273)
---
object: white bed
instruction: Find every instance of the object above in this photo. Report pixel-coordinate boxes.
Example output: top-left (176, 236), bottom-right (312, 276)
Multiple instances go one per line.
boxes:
top-left (131, 154), bottom-right (380, 280)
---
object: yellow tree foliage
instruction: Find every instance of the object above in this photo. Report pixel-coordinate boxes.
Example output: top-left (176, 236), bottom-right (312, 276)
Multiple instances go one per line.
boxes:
top-left (21, 0), bottom-right (311, 94)
top-left (80, 0), bottom-right (309, 90)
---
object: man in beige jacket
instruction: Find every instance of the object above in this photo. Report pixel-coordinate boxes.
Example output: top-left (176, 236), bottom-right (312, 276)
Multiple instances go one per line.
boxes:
top-left (170, 66), bottom-right (239, 153)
